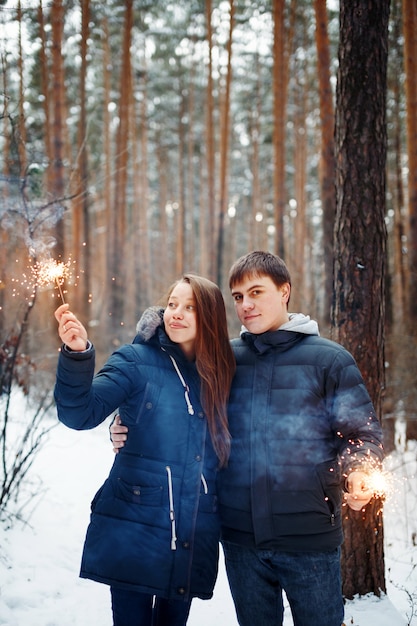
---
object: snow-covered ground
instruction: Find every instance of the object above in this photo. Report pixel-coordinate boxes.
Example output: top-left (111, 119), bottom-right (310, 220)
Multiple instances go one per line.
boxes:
top-left (0, 405), bottom-right (416, 625)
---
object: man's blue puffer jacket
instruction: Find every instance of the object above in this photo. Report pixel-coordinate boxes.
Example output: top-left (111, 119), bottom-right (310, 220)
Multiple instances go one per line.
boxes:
top-left (54, 325), bottom-right (220, 601)
top-left (217, 327), bottom-right (384, 552)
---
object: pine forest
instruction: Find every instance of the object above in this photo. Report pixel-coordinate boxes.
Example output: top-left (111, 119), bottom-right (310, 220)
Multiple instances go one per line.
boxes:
top-left (0, 0), bottom-right (416, 602)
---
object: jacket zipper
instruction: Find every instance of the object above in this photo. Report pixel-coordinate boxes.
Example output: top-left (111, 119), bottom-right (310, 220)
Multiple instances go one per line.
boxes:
top-left (166, 466), bottom-right (177, 550)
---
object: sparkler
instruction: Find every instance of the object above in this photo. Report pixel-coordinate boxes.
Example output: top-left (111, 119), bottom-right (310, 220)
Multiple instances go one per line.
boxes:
top-left (366, 468), bottom-right (396, 501)
top-left (31, 257), bottom-right (74, 303)
top-left (342, 449), bottom-right (397, 508)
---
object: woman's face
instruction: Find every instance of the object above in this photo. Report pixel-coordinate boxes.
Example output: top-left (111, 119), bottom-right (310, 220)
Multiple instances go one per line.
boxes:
top-left (163, 281), bottom-right (198, 360)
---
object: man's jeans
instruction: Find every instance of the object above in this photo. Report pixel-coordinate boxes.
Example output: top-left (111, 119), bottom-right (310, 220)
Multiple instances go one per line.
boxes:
top-left (222, 541), bottom-right (344, 626)
top-left (111, 587), bottom-right (192, 626)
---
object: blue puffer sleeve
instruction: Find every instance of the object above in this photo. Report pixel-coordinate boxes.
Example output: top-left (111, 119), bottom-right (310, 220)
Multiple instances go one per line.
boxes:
top-left (326, 348), bottom-right (384, 474)
top-left (54, 343), bottom-right (136, 431)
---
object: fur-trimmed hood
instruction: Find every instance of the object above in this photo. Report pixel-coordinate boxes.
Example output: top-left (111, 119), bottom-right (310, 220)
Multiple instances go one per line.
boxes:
top-left (135, 306), bottom-right (164, 341)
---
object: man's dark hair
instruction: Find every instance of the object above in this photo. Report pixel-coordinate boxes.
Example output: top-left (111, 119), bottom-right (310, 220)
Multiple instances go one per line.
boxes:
top-left (229, 251), bottom-right (292, 292)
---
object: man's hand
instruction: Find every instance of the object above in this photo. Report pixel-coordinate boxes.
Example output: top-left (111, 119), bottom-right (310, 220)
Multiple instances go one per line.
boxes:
top-left (110, 415), bottom-right (128, 454)
top-left (55, 303), bottom-right (88, 352)
top-left (344, 471), bottom-right (374, 511)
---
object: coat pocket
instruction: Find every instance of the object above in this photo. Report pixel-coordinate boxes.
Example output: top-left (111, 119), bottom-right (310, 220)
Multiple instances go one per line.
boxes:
top-left (114, 476), bottom-right (164, 506)
top-left (315, 459), bottom-right (343, 515)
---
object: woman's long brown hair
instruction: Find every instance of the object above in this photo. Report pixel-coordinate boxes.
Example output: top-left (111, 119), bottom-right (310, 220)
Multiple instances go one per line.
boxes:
top-left (165, 274), bottom-right (235, 467)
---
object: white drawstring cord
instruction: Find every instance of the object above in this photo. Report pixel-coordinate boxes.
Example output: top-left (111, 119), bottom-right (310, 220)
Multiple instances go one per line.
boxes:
top-left (166, 466), bottom-right (177, 550)
top-left (163, 349), bottom-right (195, 415)
top-left (162, 349), bottom-right (197, 550)
top-left (201, 473), bottom-right (208, 494)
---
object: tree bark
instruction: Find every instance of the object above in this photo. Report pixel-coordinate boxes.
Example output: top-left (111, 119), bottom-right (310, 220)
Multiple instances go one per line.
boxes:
top-left (109, 0), bottom-right (133, 336)
top-left (17, 0), bottom-right (27, 183)
top-left (314, 0), bottom-right (336, 328)
top-left (37, 1), bottom-right (53, 201)
top-left (50, 0), bottom-right (67, 258)
top-left (204, 0), bottom-right (215, 280)
top-left (71, 0), bottom-right (90, 316)
top-left (389, 0), bottom-right (407, 329)
top-left (333, 0), bottom-right (389, 597)
top-left (272, 0), bottom-right (288, 258)
top-left (216, 0), bottom-right (234, 288)
top-left (402, 0), bottom-right (417, 322)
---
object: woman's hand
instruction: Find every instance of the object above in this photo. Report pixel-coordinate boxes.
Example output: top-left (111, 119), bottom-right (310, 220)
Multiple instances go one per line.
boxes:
top-left (110, 415), bottom-right (128, 454)
top-left (55, 303), bottom-right (88, 352)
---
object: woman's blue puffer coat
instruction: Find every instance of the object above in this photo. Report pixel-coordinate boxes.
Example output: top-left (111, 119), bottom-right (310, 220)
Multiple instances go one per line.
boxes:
top-left (54, 326), bottom-right (220, 601)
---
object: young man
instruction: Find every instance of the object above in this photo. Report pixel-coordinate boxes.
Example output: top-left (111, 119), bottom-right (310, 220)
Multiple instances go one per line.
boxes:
top-left (216, 251), bottom-right (384, 626)
top-left (111, 251), bottom-right (384, 626)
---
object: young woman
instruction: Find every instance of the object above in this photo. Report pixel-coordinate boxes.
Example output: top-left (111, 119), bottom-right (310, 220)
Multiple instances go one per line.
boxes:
top-left (54, 274), bottom-right (235, 626)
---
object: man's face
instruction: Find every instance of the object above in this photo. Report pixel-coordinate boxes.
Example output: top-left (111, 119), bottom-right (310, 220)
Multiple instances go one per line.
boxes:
top-left (231, 274), bottom-right (290, 334)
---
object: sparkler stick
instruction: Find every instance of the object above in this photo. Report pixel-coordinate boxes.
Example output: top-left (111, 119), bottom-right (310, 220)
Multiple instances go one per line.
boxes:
top-left (55, 278), bottom-right (66, 303)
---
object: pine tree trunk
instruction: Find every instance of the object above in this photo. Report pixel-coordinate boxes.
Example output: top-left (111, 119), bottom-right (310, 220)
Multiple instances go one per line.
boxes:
top-left (109, 0), bottom-right (133, 336)
top-left (314, 0), bottom-right (336, 328)
top-left (99, 14), bottom-right (112, 337)
top-left (402, 0), bottom-right (417, 322)
top-left (272, 0), bottom-right (288, 258)
top-left (291, 19), bottom-right (308, 314)
top-left (50, 0), bottom-right (66, 259)
top-left (204, 0), bottom-right (215, 280)
top-left (216, 0), bottom-right (234, 288)
top-left (249, 54), bottom-right (262, 252)
top-left (72, 0), bottom-right (90, 316)
top-left (333, 0), bottom-right (389, 597)
top-left (176, 91), bottom-right (186, 277)
top-left (389, 0), bottom-right (407, 329)
top-left (17, 1), bottom-right (27, 182)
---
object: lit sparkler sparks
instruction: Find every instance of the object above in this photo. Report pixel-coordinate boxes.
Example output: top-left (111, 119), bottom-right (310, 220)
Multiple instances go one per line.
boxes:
top-left (365, 468), bottom-right (394, 500)
top-left (31, 257), bottom-right (74, 303)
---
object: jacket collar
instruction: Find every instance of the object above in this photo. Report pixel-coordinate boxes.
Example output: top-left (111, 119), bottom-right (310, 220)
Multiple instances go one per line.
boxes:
top-left (240, 329), bottom-right (306, 354)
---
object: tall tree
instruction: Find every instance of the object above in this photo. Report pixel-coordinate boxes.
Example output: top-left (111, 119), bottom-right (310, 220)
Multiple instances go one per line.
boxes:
top-left (272, 0), bottom-right (288, 258)
top-left (333, 0), bottom-right (389, 598)
top-left (109, 0), bottom-right (133, 334)
top-left (249, 51), bottom-right (264, 252)
top-left (403, 0), bottom-right (417, 322)
top-left (71, 0), bottom-right (91, 315)
top-left (135, 63), bottom-right (152, 310)
top-left (0, 43), bottom-right (11, 319)
top-left (37, 0), bottom-right (53, 195)
top-left (387, 0), bottom-right (407, 328)
top-left (204, 0), bottom-right (215, 280)
top-left (289, 7), bottom-right (308, 314)
top-left (175, 73), bottom-right (186, 277)
top-left (94, 11), bottom-right (112, 335)
top-left (50, 0), bottom-right (67, 258)
top-left (216, 0), bottom-right (234, 287)
top-left (314, 0), bottom-right (336, 327)
top-left (186, 37), bottom-right (197, 272)
top-left (17, 0), bottom-right (27, 183)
